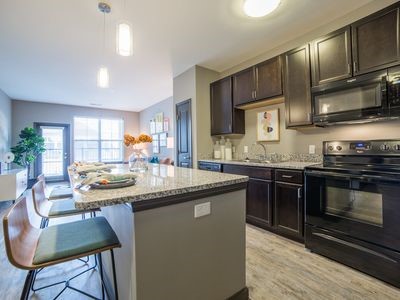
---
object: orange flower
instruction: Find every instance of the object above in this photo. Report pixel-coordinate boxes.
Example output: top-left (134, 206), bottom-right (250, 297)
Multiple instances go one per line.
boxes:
top-left (124, 133), bottom-right (152, 147)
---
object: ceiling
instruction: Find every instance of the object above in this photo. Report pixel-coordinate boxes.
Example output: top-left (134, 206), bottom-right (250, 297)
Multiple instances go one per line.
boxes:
top-left (0, 0), bottom-right (377, 112)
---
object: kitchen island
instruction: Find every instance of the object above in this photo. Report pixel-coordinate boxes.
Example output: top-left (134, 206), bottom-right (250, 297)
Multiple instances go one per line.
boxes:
top-left (71, 164), bottom-right (249, 300)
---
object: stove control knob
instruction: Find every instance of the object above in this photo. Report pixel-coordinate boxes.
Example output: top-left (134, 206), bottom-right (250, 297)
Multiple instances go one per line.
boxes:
top-left (394, 144), bottom-right (400, 151)
top-left (336, 146), bottom-right (342, 151)
top-left (328, 145), bottom-right (334, 151)
top-left (380, 144), bottom-right (390, 151)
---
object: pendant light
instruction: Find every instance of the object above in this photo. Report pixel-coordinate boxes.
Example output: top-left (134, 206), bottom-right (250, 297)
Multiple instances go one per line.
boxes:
top-left (116, 0), bottom-right (133, 56)
top-left (97, 2), bottom-right (111, 88)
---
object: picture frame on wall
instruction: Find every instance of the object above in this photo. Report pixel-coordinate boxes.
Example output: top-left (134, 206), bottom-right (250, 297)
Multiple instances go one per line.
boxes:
top-left (155, 112), bottom-right (164, 133)
top-left (257, 109), bottom-right (280, 142)
top-left (150, 120), bottom-right (156, 134)
top-left (163, 117), bottom-right (169, 132)
top-left (159, 132), bottom-right (168, 147)
top-left (152, 134), bottom-right (160, 154)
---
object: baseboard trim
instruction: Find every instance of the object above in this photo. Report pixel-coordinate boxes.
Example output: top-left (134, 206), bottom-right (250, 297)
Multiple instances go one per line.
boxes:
top-left (228, 287), bottom-right (249, 300)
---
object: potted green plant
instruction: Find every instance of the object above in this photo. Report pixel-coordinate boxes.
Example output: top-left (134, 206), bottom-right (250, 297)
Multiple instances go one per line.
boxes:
top-left (11, 127), bottom-right (45, 187)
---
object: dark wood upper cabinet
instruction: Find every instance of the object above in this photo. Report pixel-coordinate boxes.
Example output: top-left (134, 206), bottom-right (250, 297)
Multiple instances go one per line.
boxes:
top-left (284, 45), bottom-right (313, 128)
top-left (233, 56), bottom-right (283, 107)
top-left (311, 27), bottom-right (352, 86)
top-left (233, 67), bottom-right (255, 106)
top-left (210, 77), bottom-right (245, 136)
top-left (255, 56), bottom-right (283, 100)
top-left (352, 5), bottom-right (400, 75)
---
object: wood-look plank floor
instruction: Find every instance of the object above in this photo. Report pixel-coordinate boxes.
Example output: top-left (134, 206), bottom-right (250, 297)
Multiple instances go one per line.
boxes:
top-left (246, 224), bottom-right (400, 300)
top-left (1, 197), bottom-right (400, 299)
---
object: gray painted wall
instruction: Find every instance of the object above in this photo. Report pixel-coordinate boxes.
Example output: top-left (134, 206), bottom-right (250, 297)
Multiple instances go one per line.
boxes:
top-left (173, 66), bottom-right (218, 166)
top-left (11, 100), bottom-right (140, 162)
top-left (0, 89), bottom-right (12, 170)
top-left (139, 96), bottom-right (174, 159)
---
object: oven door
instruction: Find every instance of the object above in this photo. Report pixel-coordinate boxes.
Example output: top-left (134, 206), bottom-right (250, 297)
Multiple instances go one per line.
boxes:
top-left (312, 70), bottom-right (388, 125)
top-left (305, 170), bottom-right (400, 251)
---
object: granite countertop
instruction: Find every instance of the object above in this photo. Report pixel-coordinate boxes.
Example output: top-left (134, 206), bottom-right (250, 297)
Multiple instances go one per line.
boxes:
top-left (198, 159), bottom-right (320, 170)
top-left (71, 164), bottom-right (248, 210)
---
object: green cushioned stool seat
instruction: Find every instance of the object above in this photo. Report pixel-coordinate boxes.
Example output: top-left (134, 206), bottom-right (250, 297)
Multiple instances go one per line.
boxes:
top-left (49, 186), bottom-right (73, 200)
top-left (33, 217), bottom-right (120, 265)
top-left (48, 198), bottom-right (83, 216)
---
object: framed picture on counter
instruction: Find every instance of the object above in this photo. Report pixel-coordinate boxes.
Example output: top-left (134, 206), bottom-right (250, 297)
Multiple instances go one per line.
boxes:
top-left (257, 109), bottom-right (280, 142)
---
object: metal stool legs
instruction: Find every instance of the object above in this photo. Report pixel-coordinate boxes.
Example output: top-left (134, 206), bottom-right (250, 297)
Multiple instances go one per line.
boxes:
top-left (27, 250), bottom-right (119, 300)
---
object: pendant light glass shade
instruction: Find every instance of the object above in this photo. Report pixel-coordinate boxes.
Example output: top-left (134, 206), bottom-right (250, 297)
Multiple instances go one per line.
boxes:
top-left (117, 22), bottom-right (133, 56)
top-left (97, 66), bottom-right (109, 88)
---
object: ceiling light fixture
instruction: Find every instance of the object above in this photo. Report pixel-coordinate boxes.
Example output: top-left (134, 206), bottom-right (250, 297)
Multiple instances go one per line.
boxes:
top-left (116, 0), bottom-right (133, 56)
top-left (97, 2), bottom-right (111, 88)
top-left (243, 0), bottom-right (281, 18)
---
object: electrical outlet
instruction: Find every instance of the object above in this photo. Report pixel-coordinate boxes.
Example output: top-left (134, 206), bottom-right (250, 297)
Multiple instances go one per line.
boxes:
top-left (194, 202), bottom-right (211, 218)
top-left (309, 145), bottom-right (316, 154)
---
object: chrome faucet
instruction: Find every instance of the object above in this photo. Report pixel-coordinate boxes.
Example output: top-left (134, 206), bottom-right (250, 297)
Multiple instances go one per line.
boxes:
top-left (253, 142), bottom-right (267, 161)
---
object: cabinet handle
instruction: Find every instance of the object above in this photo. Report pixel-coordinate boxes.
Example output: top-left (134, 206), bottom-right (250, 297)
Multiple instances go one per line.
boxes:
top-left (229, 124), bottom-right (232, 132)
top-left (282, 175), bottom-right (293, 178)
top-left (347, 63), bottom-right (351, 74)
top-left (353, 61), bottom-right (358, 73)
top-left (254, 90), bottom-right (257, 99)
top-left (297, 187), bottom-right (302, 199)
top-left (307, 112), bottom-right (312, 122)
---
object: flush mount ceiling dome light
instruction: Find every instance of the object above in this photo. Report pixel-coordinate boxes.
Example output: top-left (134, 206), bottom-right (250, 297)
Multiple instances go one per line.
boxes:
top-left (243, 0), bottom-right (281, 18)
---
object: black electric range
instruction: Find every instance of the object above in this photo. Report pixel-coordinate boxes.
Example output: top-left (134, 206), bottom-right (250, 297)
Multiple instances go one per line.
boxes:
top-left (305, 140), bottom-right (400, 288)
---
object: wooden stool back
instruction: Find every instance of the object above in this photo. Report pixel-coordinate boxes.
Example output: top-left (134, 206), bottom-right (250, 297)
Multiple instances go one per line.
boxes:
top-left (3, 196), bottom-right (40, 270)
top-left (37, 174), bottom-right (46, 190)
top-left (31, 181), bottom-right (52, 218)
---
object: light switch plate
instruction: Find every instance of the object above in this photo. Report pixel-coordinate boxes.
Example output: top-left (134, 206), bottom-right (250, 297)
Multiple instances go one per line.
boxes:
top-left (194, 202), bottom-right (211, 218)
top-left (309, 145), bottom-right (316, 154)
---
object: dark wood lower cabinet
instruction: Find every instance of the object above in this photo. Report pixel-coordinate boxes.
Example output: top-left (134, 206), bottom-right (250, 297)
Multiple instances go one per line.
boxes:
top-left (221, 164), bottom-right (305, 242)
top-left (274, 182), bottom-right (304, 241)
top-left (246, 178), bottom-right (273, 229)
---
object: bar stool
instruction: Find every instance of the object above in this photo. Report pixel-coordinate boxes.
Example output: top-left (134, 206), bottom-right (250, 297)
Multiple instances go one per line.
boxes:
top-left (3, 196), bottom-right (121, 300)
top-left (37, 174), bottom-right (73, 200)
top-left (32, 181), bottom-right (98, 228)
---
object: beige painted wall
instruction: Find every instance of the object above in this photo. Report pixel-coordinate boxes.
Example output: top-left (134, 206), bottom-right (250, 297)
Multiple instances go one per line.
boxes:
top-left (209, 0), bottom-right (400, 157)
top-left (0, 89), bottom-right (12, 170)
top-left (11, 100), bottom-right (140, 162)
top-left (139, 96), bottom-right (174, 159)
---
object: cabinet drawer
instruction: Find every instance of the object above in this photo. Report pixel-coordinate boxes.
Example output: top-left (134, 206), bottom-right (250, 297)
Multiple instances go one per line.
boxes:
top-left (223, 164), bottom-right (273, 180)
top-left (275, 169), bottom-right (303, 184)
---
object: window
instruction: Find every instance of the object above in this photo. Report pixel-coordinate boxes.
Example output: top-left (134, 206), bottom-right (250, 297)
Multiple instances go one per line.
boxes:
top-left (74, 117), bottom-right (124, 162)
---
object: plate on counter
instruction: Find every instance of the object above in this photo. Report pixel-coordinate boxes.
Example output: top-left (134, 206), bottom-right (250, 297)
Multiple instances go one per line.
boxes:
top-left (90, 178), bottom-right (136, 189)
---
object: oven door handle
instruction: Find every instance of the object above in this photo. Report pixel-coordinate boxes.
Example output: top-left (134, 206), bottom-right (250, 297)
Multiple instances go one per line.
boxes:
top-left (306, 170), bottom-right (400, 183)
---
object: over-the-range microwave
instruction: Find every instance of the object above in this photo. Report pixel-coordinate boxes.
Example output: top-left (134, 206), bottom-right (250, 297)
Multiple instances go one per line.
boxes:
top-left (311, 68), bottom-right (400, 126)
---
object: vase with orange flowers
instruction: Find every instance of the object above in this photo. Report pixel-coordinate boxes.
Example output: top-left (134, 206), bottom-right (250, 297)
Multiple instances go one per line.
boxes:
top-left (124, 133), bottom-right (153, 172)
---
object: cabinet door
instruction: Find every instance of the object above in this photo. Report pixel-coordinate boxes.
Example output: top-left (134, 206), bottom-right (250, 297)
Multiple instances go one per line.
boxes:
top-left (311, 27), bottom-right (352, 86)
top-left (274, 182), bottom-right (303, 239)
top-left (284, 45), bottom-right (312, 127)
top-left (246, 178), bottom-right (273, 229)
top-left (352, 6), bottom-right (400, 75)
top-left (233, 67), bottom-right (255, 106)
top-left (210, 77), bottom-right (233, 135)
top-left (255, 56), bottom-right (283, 100)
